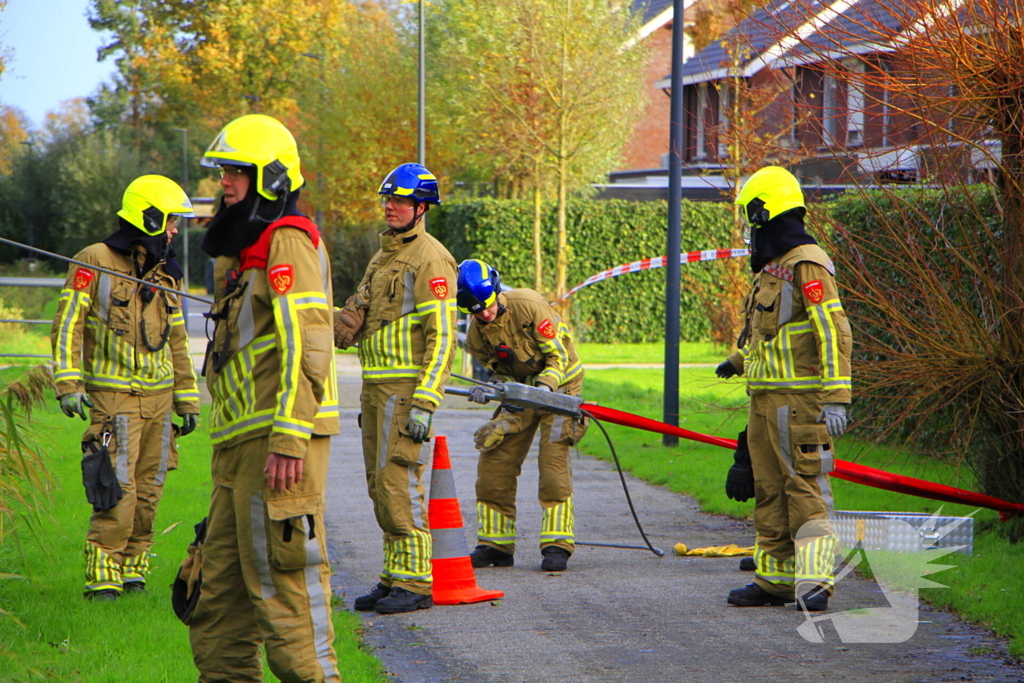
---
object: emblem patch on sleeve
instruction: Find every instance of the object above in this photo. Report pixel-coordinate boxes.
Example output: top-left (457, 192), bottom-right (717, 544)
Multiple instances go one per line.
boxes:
top-left (537, 318), bottom-right (556, 339)
top-left (803, 280), bottom-right (824, 304)
top-left (73, 268), bottom-right (94, 290)
top-left (430, 277), bottom-right (448, 299)
top-left (269, 264), bottom-right (294, 294)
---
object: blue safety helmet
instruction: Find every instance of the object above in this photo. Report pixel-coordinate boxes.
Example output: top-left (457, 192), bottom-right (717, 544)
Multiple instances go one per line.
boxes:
top-left (457, 259), bottom-right (501, 314)
top-left (378, 163), bottom-right (441, 206)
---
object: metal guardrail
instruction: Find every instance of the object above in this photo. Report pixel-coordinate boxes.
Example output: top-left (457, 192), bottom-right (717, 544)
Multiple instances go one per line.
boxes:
top-left (0, 277), bottom-right (63, 288)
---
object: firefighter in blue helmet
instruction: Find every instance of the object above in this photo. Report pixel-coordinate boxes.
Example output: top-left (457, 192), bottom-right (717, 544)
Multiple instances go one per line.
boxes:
top-left (338, 163), bottom-right (458, 614)
top-left (457, 259), bottom-right (587, 572)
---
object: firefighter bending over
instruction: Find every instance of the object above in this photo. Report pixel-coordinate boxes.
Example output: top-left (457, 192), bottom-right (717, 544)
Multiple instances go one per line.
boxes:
top-left (457, 260), bottom-right (587, 572)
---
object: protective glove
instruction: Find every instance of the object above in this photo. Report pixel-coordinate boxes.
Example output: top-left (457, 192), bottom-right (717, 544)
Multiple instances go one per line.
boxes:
top-left (82, 444), bottom-right (123, 512)
top-left (468, 385), bottom-right (493, 404)
top-left (715, 360), bottom-right (738, 379)
top-left (179, 414), bottom-right (198, 437)
top-left (534, 383), bottom-right (553, 391)
top-left (725, 428), bottom-right (755, 502)
top-left (59, 393), bottom-right (93, 420)
top-left (407, 407), bottom-right (432, 444)
top-left (333, 292), bottom-right (368, 350)
top-left (474, 414), bottom-right (521, 452)
top-left (817, 404), bottom-right (848, 438)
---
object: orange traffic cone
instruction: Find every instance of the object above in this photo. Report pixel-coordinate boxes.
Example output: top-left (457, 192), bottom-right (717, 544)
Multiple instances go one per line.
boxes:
top-left (429, 435), bottom-right (504, 605)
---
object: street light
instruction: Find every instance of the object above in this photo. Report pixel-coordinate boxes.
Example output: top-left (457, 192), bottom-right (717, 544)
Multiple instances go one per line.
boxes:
top-left (300, 52), bottom-right (326, 227)
top-left (171, 127), bottom-right (191, 324)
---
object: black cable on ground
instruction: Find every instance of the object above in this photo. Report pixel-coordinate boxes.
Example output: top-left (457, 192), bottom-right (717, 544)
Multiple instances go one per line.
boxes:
top-left (581, 410), bottom-right (665, 557)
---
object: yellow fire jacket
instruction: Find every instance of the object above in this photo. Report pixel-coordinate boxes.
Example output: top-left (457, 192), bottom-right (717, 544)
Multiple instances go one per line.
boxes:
top-left (205, 222), bottom-right (339, 457)
top-left (728, 244), bottom-right (853, 404)
top-left (51, 243), bottom-right (199, 415)
top-left (355, 221), bottom-right (457, 412)
top-left (465, 289), bottom-right (583, 390)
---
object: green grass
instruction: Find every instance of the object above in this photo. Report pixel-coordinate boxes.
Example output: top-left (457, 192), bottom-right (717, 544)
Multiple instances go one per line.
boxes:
top-left (578, 367), bottom-right (1021, 656)
top-left (0, 374), bottom-right (386, 683)
top-left (576, 341), bottom-right (724, 365)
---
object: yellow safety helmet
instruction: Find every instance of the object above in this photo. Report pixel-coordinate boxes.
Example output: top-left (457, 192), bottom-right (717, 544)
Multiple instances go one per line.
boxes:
top-left (735, 166), bottom-right (805, 227)
top-left (200, 114), bottom-right (304, 201)
top-left (117, 175), bottom-right (195, 236)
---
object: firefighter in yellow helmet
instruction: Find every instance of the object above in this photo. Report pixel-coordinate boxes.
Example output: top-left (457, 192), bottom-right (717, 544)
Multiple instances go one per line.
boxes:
top-left (340, 163), bottom-right (457, 614)
top-left (50, 174), bottom-right (200, 601)
top-left (187, 114), bottom-right (340, 682)
top-left (456, 259), bottom-right (587, 572)
top-left (716, 166), bottom-right (852, 612)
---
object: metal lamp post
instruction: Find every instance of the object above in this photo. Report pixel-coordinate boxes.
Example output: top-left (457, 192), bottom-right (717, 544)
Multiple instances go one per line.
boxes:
top-left (171, 127), bottom-right (190, 323)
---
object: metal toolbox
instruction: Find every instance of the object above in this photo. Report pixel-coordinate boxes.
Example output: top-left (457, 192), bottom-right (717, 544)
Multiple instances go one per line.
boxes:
top-left (830, 510), bottom-right (974, 556)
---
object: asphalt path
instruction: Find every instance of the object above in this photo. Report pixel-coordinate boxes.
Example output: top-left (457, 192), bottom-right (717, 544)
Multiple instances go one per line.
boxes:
top-left (322, 358), bottom-right (1024, 683)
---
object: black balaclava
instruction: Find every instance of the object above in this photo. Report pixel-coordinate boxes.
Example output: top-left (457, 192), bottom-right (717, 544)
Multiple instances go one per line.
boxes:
top-left (103, 217), bottom-right (183, 279)
top-left (201, 166), bottom-right (303, 258)
top-left (749, 208), bottom-right (817, 274)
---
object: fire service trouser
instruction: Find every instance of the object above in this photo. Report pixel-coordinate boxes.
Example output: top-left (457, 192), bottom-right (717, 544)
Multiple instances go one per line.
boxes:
top-left (188, 434), bottom-right (339, 683)
top-left (82, 390), bottom-right (176, 594)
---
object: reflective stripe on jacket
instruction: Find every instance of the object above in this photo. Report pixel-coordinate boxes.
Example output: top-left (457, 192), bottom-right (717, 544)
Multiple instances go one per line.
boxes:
top-left (51, 243), bottom-right (199, 414)
top-left (207, 225), bottom-right (339, 455)
top-left (356, 221), bottom-right (457, 411)
top-left (729, 244), bottom-right (852, 403)
top-left (465, 289), bottom-right (583, 389)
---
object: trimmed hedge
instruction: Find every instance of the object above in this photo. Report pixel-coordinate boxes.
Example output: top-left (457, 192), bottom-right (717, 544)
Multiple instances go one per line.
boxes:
top-left (431, 198), bottom-right (737, 343)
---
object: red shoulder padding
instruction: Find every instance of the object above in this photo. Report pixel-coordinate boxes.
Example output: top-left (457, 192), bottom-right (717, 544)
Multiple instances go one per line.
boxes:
top-left (239, 216), bottom-right (321, 272)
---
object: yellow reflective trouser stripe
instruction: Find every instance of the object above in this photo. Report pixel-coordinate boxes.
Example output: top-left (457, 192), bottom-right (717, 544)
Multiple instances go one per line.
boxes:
top-left (477, 502), bottom-right (516, 546)
top-left (84, 542), bottom-right (123, 592)
top-left (54, 289), bottom-right (90, 383)
top-left (386, 528), bottom-right (433, 582)
top-left (795, 533), bottom-right (838, 586)
top-left (122, 551), bottom-right (151, 582)
top-left (755, 543), bottom-right (795, 585)
top-left (540, 496), bottom-right (575, 545)
top-left (413, 299), bottom-right (455, 406)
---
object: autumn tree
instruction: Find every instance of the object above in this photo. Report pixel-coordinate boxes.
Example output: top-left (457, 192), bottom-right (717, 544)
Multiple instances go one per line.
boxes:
top-left (432, 0), bottom-right (648, 298)
top-left (0, 105), bottom-right (29, 175)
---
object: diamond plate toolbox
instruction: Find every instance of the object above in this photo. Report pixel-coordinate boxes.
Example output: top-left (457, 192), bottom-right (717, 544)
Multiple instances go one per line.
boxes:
top-left (831, 510), bottom-right (974, 556)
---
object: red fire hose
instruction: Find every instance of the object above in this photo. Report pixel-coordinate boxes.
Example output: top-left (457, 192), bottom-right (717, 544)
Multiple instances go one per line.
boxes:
top-left (581, 403), bottom-right (1024, 520)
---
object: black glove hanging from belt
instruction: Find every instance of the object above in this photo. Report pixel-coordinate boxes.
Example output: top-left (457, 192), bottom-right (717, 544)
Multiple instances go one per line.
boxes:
top-left (725, 428), bottom-right (756, 502)
top-left (81, 431), bottom-right (123, 512)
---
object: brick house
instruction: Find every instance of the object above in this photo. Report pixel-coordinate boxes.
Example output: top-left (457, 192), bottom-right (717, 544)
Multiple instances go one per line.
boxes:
top-left (607, 0), bottom-right (997, 198)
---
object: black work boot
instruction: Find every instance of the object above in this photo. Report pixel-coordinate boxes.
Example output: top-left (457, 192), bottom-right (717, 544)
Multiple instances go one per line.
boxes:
top-left (727, 583), bottom-right (789, 607)
top-left (84, 589), bottom-right (120, 602)
top-left (796, 583), bottom-right (830, 612)
top-left (540, 546), bottom-right (570, 572)
top-left (470, 544), bottom-right (514, 568)
top-left (354, 583), bottom-right (391, 612)
top-left (374, 587), bottom-right (433, 614)
top-left (123, 581), bottom-right (146, 594)
top-left (738, 557), bottom-right (756, 572)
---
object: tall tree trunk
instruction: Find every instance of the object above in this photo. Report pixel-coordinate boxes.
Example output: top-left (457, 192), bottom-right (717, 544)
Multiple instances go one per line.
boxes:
top-left (533, 180), bottom-right (543, 291)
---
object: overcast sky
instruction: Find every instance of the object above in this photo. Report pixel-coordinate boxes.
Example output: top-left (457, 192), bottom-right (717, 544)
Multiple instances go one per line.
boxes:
top-left (0, 0), bottom-right (116, 128)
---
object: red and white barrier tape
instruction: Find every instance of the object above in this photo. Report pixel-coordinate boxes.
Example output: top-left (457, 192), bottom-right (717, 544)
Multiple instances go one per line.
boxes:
top-left (556, 248), bottom-right (749, 303)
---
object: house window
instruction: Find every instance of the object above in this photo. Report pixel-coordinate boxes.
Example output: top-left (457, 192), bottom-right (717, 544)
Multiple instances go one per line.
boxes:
top-left (695, 83), bottom-right (708, 160)
top-left (822, 69), bottom-right (843, 147)
top-left (844, 58), bottom-right (865, 148)
top-left (880, 58), bottom-right (893, 147)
